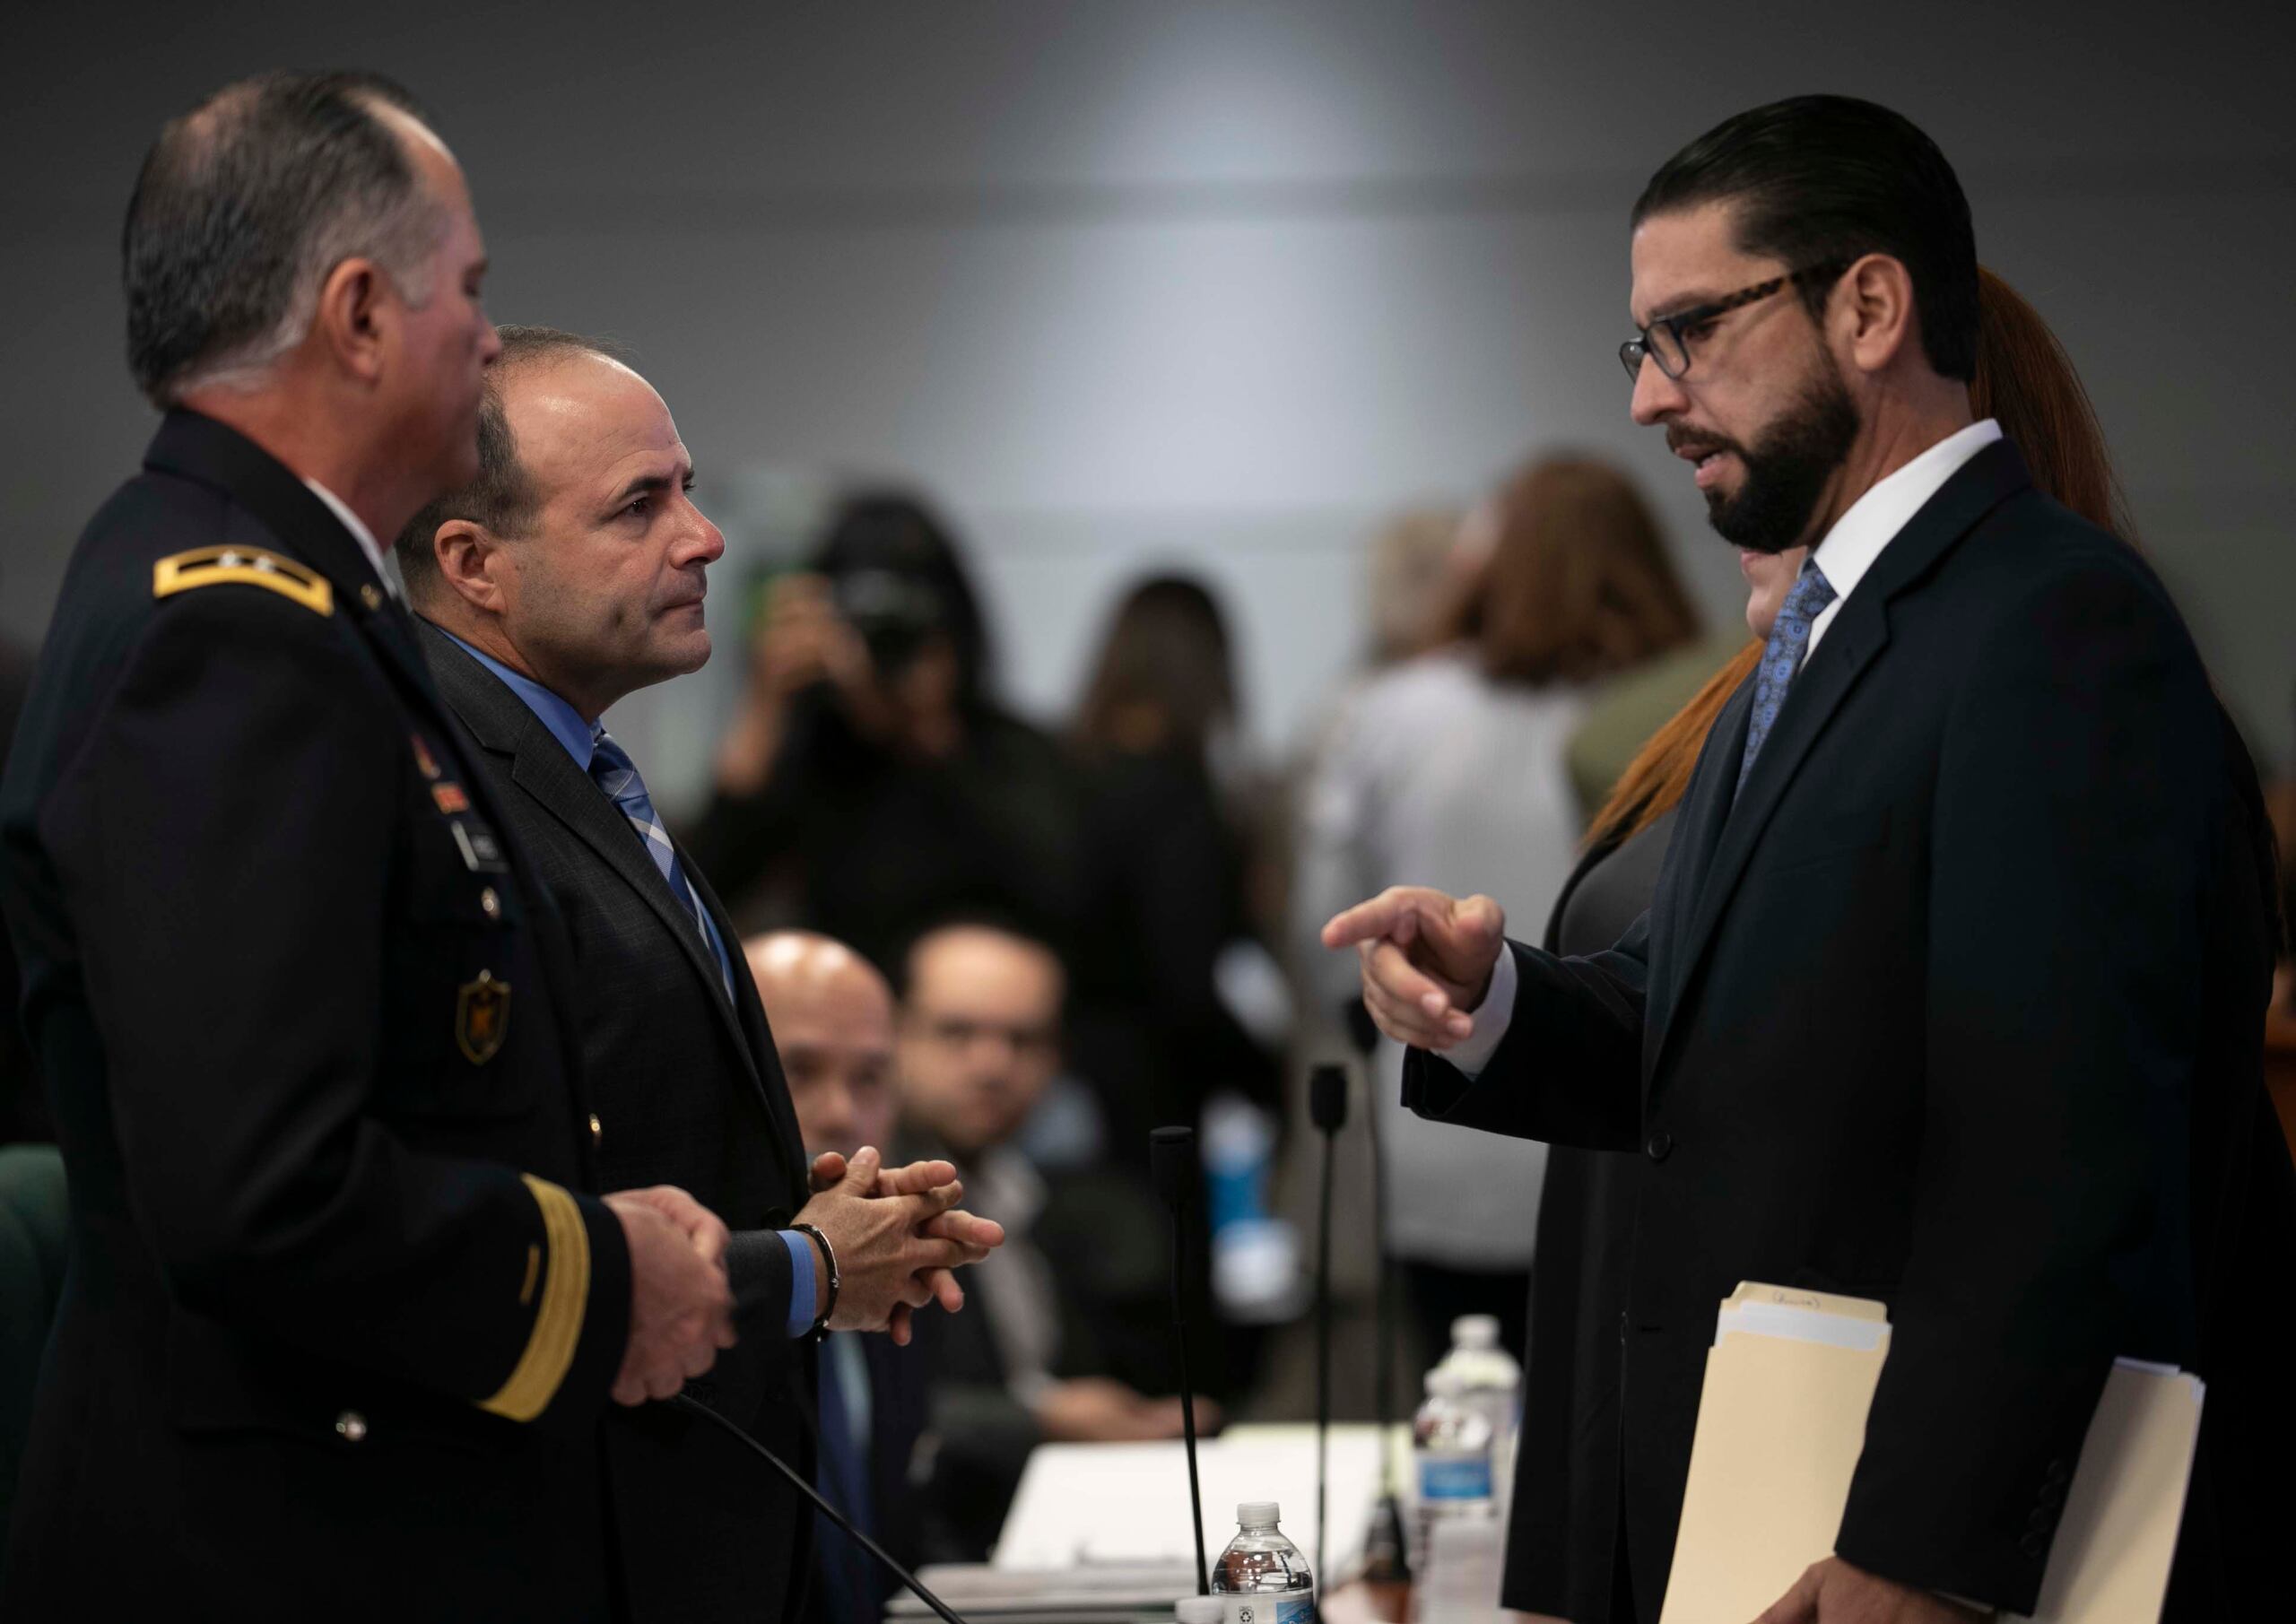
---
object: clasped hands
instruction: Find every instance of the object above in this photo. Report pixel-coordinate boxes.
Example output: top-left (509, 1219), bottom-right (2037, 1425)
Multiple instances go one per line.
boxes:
top-left (604, 1148), bottom-right (1003, 1406)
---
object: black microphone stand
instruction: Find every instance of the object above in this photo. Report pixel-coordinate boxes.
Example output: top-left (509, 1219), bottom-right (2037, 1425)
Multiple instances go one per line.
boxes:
top-left (1308, 1064), bottom-right (1347, 1595)
top-left (1345, 1003), bottom-right (1411, 1586)
top-left (1151, 1125), bottom-right (1212, 1596)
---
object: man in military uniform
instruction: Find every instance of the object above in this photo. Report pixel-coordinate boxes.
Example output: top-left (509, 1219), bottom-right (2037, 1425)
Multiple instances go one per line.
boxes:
top-left (0, 73), bottom-right (734, 1620)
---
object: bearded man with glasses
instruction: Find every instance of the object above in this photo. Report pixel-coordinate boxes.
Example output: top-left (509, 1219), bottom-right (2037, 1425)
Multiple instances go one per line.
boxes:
top-left (1329, 95), bottom-right (2293, 1624)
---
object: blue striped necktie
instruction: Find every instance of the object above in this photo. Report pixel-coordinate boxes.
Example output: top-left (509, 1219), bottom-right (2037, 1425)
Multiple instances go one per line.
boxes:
top-left (588, 727), bottom-right (733, 995)
top-left (1737, 560), bottom-right (1838, 793)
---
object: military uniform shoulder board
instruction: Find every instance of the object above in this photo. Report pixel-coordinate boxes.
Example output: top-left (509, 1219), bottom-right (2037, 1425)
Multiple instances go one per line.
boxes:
top-left (153, 546), bottom-right (334, 616)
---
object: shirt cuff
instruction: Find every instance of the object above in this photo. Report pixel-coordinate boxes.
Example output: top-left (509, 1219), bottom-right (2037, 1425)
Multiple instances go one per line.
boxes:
top-left (1444, 946), bottom-right (1518, 1079)
top-left (778, 1229), bottom-right (818, 1339)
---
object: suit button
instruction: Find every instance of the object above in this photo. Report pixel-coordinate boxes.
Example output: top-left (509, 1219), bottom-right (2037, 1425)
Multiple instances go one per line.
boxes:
top-left (2019, 1531), bottom-right (2047, 1559)
top-left (479, 887), bottom-right (500, 920)
top-left (2037, 1478), bottom-right (2068, 1510)
top-left (1645, 1131), bottom-right (1674, 1162)
top-left (589, 1113), bottom-right (603, 1148)
top-left (335, 1411), bottom-right (368, 1443)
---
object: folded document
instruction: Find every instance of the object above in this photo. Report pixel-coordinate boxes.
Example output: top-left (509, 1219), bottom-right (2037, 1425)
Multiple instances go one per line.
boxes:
top-left (1659, 1282), bottom-right (2203, 1624)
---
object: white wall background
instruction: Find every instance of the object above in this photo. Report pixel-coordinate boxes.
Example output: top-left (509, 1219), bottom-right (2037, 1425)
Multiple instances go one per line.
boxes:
top-left (4, 1), bottom-right (2292, 805)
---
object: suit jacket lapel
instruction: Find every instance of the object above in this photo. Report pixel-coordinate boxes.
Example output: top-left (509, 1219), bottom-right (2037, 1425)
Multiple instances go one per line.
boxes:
top-left (685, 859), bottom-right (808, 1191)
top-left (1646, 439), bottom-right (2034, 1090)
top-left (418, 621), bottom-right (776, 1115)
top-left (1640, 672), bottom-right (1755, 1065)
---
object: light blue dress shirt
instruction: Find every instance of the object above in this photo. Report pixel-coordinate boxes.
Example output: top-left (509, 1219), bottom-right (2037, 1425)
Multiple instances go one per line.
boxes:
top-left (438, 629), bottom-right (816, 1337)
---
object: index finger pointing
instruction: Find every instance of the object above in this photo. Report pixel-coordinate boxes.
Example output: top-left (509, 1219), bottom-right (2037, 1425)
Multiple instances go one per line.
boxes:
top-left (1322, 890), bottom-right (1411, 951)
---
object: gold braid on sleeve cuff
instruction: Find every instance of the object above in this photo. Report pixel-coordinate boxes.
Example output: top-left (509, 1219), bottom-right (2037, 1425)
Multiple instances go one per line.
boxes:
top-left (477, 1175), bottom-right (591, 1421)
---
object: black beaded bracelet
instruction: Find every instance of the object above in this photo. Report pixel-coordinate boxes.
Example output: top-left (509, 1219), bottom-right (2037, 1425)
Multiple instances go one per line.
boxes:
top-left (790, 1222), bottom-right (839, 1341)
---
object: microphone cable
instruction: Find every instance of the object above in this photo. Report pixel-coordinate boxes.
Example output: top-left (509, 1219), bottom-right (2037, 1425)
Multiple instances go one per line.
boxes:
top-left (669, 1391), bottom-right (970, 1624)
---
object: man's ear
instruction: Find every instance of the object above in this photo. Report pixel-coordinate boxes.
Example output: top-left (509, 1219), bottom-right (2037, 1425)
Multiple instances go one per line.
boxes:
top-left (311, 256), bottom-right (393, 386)
top-left (1836, 252), bottom-right (1920, 378)
top-left (434, 518), bottom-right (509, 615)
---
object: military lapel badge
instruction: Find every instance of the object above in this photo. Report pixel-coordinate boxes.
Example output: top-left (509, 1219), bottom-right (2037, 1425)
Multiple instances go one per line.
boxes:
top-left (432, 782), bottom-right (471, 815)
top-left (456, 969), bottom-right (512, 1065)
top-left (411, 734), bottom-right (443, 781)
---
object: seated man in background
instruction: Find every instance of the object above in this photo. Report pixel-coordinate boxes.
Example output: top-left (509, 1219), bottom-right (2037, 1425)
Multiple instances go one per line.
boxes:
top-left (746, 931), bottom-right (931, 1624)
top-left (892, 919), bottom-right (1201, 1559)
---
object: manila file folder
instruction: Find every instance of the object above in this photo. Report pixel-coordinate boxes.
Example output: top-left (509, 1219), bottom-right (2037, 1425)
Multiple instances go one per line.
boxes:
top-left (1657, 1282), bottom-right (2204, 1624)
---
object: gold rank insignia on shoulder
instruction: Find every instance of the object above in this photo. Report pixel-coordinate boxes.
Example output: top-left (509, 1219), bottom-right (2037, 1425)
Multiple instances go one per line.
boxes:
top-left (153, 546), bottom-right (334, 615)
top-left (457, 969), bottom-right (512, 1065)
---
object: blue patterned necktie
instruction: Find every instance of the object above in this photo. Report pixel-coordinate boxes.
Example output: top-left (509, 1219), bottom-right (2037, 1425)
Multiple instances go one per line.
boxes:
top-left (1737, 560), bottom-right (1838, 793)
top-left (588, 727), bottom-right (734, 995)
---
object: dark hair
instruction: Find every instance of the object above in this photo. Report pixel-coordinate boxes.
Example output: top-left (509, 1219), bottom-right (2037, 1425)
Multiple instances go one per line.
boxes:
top-left (889, 911), bottom-right (1067, 1004)
top-left (1633, 95), bottom-right (1979, 382)
top-left (812, 492), bottom-right (994, 707)
top-left (393, 325), bottom-right (624, 598)
top-left (1073, 575), bottom-right (1238, 758)
top-left (1969, 267), bottom-right (2135, 542)
top-left (1584, 265), bottom-right (2130, 855)
top-left (1476, 456), bottom-right (1700, 686)
top-left (125, 71), bottom-right (446, 406)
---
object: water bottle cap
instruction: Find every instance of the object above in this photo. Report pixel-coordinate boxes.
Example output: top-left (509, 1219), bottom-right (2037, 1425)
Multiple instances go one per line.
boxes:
top-left (1176, 1599), bottom-right (1225, 1624)
top-left (1425, 1367), bottom-right (1465, 1396)
top-left (1451, 1314), bottom-right (1500, 1350)
top-left (1237, 1499), bottom-right (1282, 1526)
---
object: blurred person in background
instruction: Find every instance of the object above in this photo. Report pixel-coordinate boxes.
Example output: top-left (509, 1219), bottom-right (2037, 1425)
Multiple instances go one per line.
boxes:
top-left (746, 932), bottom-right (930, 1624)
top-left (1065, 575), bottom-right (1285, 1168)
top-left (683, 493), bottom-right (1089, 974)
top-left (1481, 266), bottom-right (2284, 1624)
top-left (1293, 456), bottom-right (1700, 1362)
top-left (1363, 506), bottom-right (1474, 668)
top-left (1065, 573), bottom-right (1292, 1386)
top-left (891, 918), bottom-right (1200, 1561)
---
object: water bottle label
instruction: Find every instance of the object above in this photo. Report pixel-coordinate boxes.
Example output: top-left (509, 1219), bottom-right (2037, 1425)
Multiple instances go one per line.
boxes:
top-left (1222, 1598), bottom-right (1313, 1624)
top-left (1419, 1455), bottom-right (1492, 1500)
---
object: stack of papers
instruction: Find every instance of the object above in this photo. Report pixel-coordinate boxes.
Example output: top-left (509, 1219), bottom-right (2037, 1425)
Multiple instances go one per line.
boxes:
top-left (1660, 1283), bottom-right (2204, 1624)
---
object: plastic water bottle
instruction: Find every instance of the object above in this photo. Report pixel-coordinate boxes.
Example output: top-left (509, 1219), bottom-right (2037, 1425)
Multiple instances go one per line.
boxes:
top-left (1209, 1500), bottom-right (1316, 1624)
top-left (1438, 1316), bottom-right (1522, 1518)
top-left (1410, 1368), bottom-right (1497, 1622)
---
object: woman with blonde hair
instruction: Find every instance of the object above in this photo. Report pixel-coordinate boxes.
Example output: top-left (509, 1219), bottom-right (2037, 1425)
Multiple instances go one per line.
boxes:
top-left (1294, 455), bottom-right (1699, 1359)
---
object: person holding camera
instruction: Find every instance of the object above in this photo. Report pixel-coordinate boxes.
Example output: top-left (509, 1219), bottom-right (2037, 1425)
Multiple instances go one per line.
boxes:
top-left (685, 494), bottom-right (1091, 977)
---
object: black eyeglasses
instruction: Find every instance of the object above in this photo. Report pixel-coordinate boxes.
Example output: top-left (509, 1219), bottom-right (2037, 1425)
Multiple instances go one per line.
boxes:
top-left (1619, 260), bottom-right (1848, 385)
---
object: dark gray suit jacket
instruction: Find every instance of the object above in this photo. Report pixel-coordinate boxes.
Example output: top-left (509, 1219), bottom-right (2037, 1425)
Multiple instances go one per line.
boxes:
top-left (419, 620), bottom-right (817, 1624)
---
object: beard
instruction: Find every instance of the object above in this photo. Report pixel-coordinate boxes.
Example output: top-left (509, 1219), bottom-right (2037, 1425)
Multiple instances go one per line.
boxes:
top-left (1682, 359), bottom-right (1861, 554)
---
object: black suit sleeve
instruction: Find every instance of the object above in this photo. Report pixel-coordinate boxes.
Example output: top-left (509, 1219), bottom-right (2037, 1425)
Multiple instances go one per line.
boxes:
top-left (725, 1227), bottom-right (801, 1335)
top-left (1399, 916), bottom-right (1651, 1154)
top-left (42, 589), bottom-right (629, 1425)
top-left (1835, 564), bottom-right (2220, 1610)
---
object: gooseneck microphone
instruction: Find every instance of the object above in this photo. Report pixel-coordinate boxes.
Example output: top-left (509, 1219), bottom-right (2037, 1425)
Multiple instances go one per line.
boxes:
top-left (670, 1392), bottom-right (970, 1624)
top-left (1150, 1124), bottom-right (1213, 1595)
top-left (1347, 1009), bottom-right (1411, 1584)
top-left (1308, 1064), bottom-right (1348, 1599)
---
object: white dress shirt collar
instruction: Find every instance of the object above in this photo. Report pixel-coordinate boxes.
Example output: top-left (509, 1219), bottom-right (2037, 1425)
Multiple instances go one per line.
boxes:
top-left (300, 477), bottom-right (398, 598)
top-left (1804, 417), bottom-right (2001, 654)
